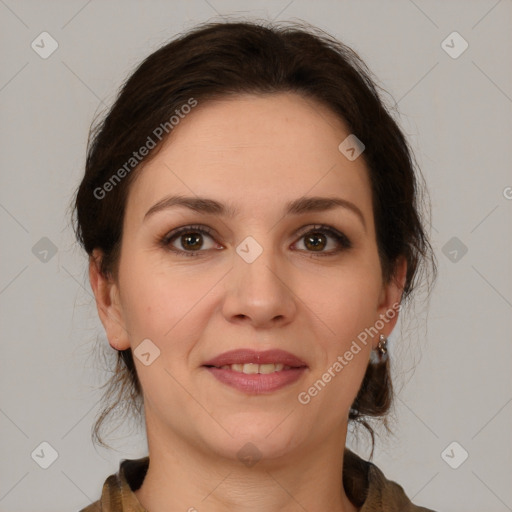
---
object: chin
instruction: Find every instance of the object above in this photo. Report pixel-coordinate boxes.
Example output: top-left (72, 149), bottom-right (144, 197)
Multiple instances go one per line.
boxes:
top-left (202, 418), bottom-right (305, 464)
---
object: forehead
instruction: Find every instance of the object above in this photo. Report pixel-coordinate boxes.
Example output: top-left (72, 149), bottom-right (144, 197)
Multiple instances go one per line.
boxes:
top-left (126, 92), bottom-right (372, 223)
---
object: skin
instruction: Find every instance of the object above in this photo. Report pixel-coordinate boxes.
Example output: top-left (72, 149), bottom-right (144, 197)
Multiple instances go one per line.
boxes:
top-left (89, 92), bottom-right (407, 512)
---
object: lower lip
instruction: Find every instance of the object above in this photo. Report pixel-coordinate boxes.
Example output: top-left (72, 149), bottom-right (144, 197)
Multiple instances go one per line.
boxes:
top-left (204, 366), bottom-right (307, 394)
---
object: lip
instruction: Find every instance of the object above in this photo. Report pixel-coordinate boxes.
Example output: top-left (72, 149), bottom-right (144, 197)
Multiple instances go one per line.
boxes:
top-left (202, 349), bottom-right (308, 395)
top-left (205, 366), bottom-right (307, 394)
top-left (202, 349), bottom-right (308, 368)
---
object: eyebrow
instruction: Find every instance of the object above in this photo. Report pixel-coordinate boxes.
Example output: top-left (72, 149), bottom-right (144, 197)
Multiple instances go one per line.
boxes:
top-left (144, 194), bottom-right (366, 231)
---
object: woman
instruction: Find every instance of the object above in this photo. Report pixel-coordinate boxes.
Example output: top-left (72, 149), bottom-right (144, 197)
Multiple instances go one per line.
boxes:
top-left (73, 19), bottom-right (437, 512)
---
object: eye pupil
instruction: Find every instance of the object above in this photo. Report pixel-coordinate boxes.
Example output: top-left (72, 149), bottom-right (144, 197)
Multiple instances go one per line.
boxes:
top-left (182, 232), bottom-right (202, 250)
top-left (305, 232), bottom-right (326, 251)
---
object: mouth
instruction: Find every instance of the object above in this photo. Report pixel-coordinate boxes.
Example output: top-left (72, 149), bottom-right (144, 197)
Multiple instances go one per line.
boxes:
top-left (204, 362), bottom-right (296, 373)
top-left (202, 349), bottom-right (308, 394)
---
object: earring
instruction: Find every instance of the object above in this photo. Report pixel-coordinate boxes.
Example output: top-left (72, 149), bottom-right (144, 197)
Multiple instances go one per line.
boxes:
top-left (370, 334), bottom-right (388, 364)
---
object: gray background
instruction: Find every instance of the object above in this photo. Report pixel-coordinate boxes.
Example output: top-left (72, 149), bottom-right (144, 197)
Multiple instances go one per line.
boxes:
top-left (1, 1), bottom-right (511, 511)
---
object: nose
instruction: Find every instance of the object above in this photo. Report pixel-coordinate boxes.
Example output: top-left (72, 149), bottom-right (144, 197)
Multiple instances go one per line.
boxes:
top-left (221, 241), bottom-right (297, 329)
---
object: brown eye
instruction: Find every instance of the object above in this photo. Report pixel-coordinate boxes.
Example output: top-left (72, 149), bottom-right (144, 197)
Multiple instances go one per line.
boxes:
top-left (294, 225), bottom-right (352, 256)
top-left (161, 225), bottom-right (219, 257)
top-left (180, 232), bottom-right (204, 251)
top-left (304, 232), bottom-right (327, 251)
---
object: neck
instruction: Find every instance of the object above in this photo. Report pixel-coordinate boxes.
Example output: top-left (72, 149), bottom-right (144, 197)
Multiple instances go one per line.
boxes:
top-left (134, 415), bottom-right (359, 512)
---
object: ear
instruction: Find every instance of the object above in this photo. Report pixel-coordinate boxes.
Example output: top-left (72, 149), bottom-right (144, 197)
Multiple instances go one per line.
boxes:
top-left (89, 249), bottom-right (130, 351)
top-left (375, 255), bottom-right (407, 343)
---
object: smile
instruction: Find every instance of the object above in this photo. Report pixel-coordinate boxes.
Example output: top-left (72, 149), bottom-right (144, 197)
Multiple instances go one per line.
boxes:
top-left (213, 363), bottom-right (291, 373)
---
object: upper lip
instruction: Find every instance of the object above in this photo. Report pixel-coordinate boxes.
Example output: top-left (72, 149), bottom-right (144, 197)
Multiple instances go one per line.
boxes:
top-left (202, 349), bottom-right (308, 368)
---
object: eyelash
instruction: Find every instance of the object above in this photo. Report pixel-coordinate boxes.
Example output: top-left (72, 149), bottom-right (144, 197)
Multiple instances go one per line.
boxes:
top-left (159, 224), bottom-right (352, 258)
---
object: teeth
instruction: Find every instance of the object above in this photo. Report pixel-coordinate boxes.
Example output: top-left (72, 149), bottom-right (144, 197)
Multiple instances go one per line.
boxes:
top-left (218, 363), bottom-right (289, 373)
top-left (259, 363), bottom-right (283, 374)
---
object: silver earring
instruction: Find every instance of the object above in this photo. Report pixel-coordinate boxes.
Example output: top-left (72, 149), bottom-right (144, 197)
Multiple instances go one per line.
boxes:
top-left (370, 334), bottom-right (388, 364)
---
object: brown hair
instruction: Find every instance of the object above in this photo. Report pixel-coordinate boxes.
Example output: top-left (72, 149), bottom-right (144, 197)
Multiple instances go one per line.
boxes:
top-left (71, 19), bottom-right (437, 454)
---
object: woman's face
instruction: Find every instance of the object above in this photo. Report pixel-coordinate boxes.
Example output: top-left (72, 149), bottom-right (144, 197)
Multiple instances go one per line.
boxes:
top-left (91, 92), bottom-right (405, 463)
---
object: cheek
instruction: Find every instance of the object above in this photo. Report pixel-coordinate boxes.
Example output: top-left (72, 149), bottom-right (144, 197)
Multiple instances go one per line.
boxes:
top-left (304, 280), bottom-right (376, 411)
top-left (302, 265), bottom-right (381, 342)
top-left (119, 252), bottom-right (213, 338)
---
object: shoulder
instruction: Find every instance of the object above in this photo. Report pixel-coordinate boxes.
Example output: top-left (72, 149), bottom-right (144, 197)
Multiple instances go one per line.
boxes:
top-left (80, 457), bottom-right (149, 512)
top-left (365, 462), bottom-right (436, 511)
top-left (78, 500), bottom-right (101, 512)
top-left (344, 448), bottom-right (437, 512)
top-left (77, 460), bottom-right (148, 512)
